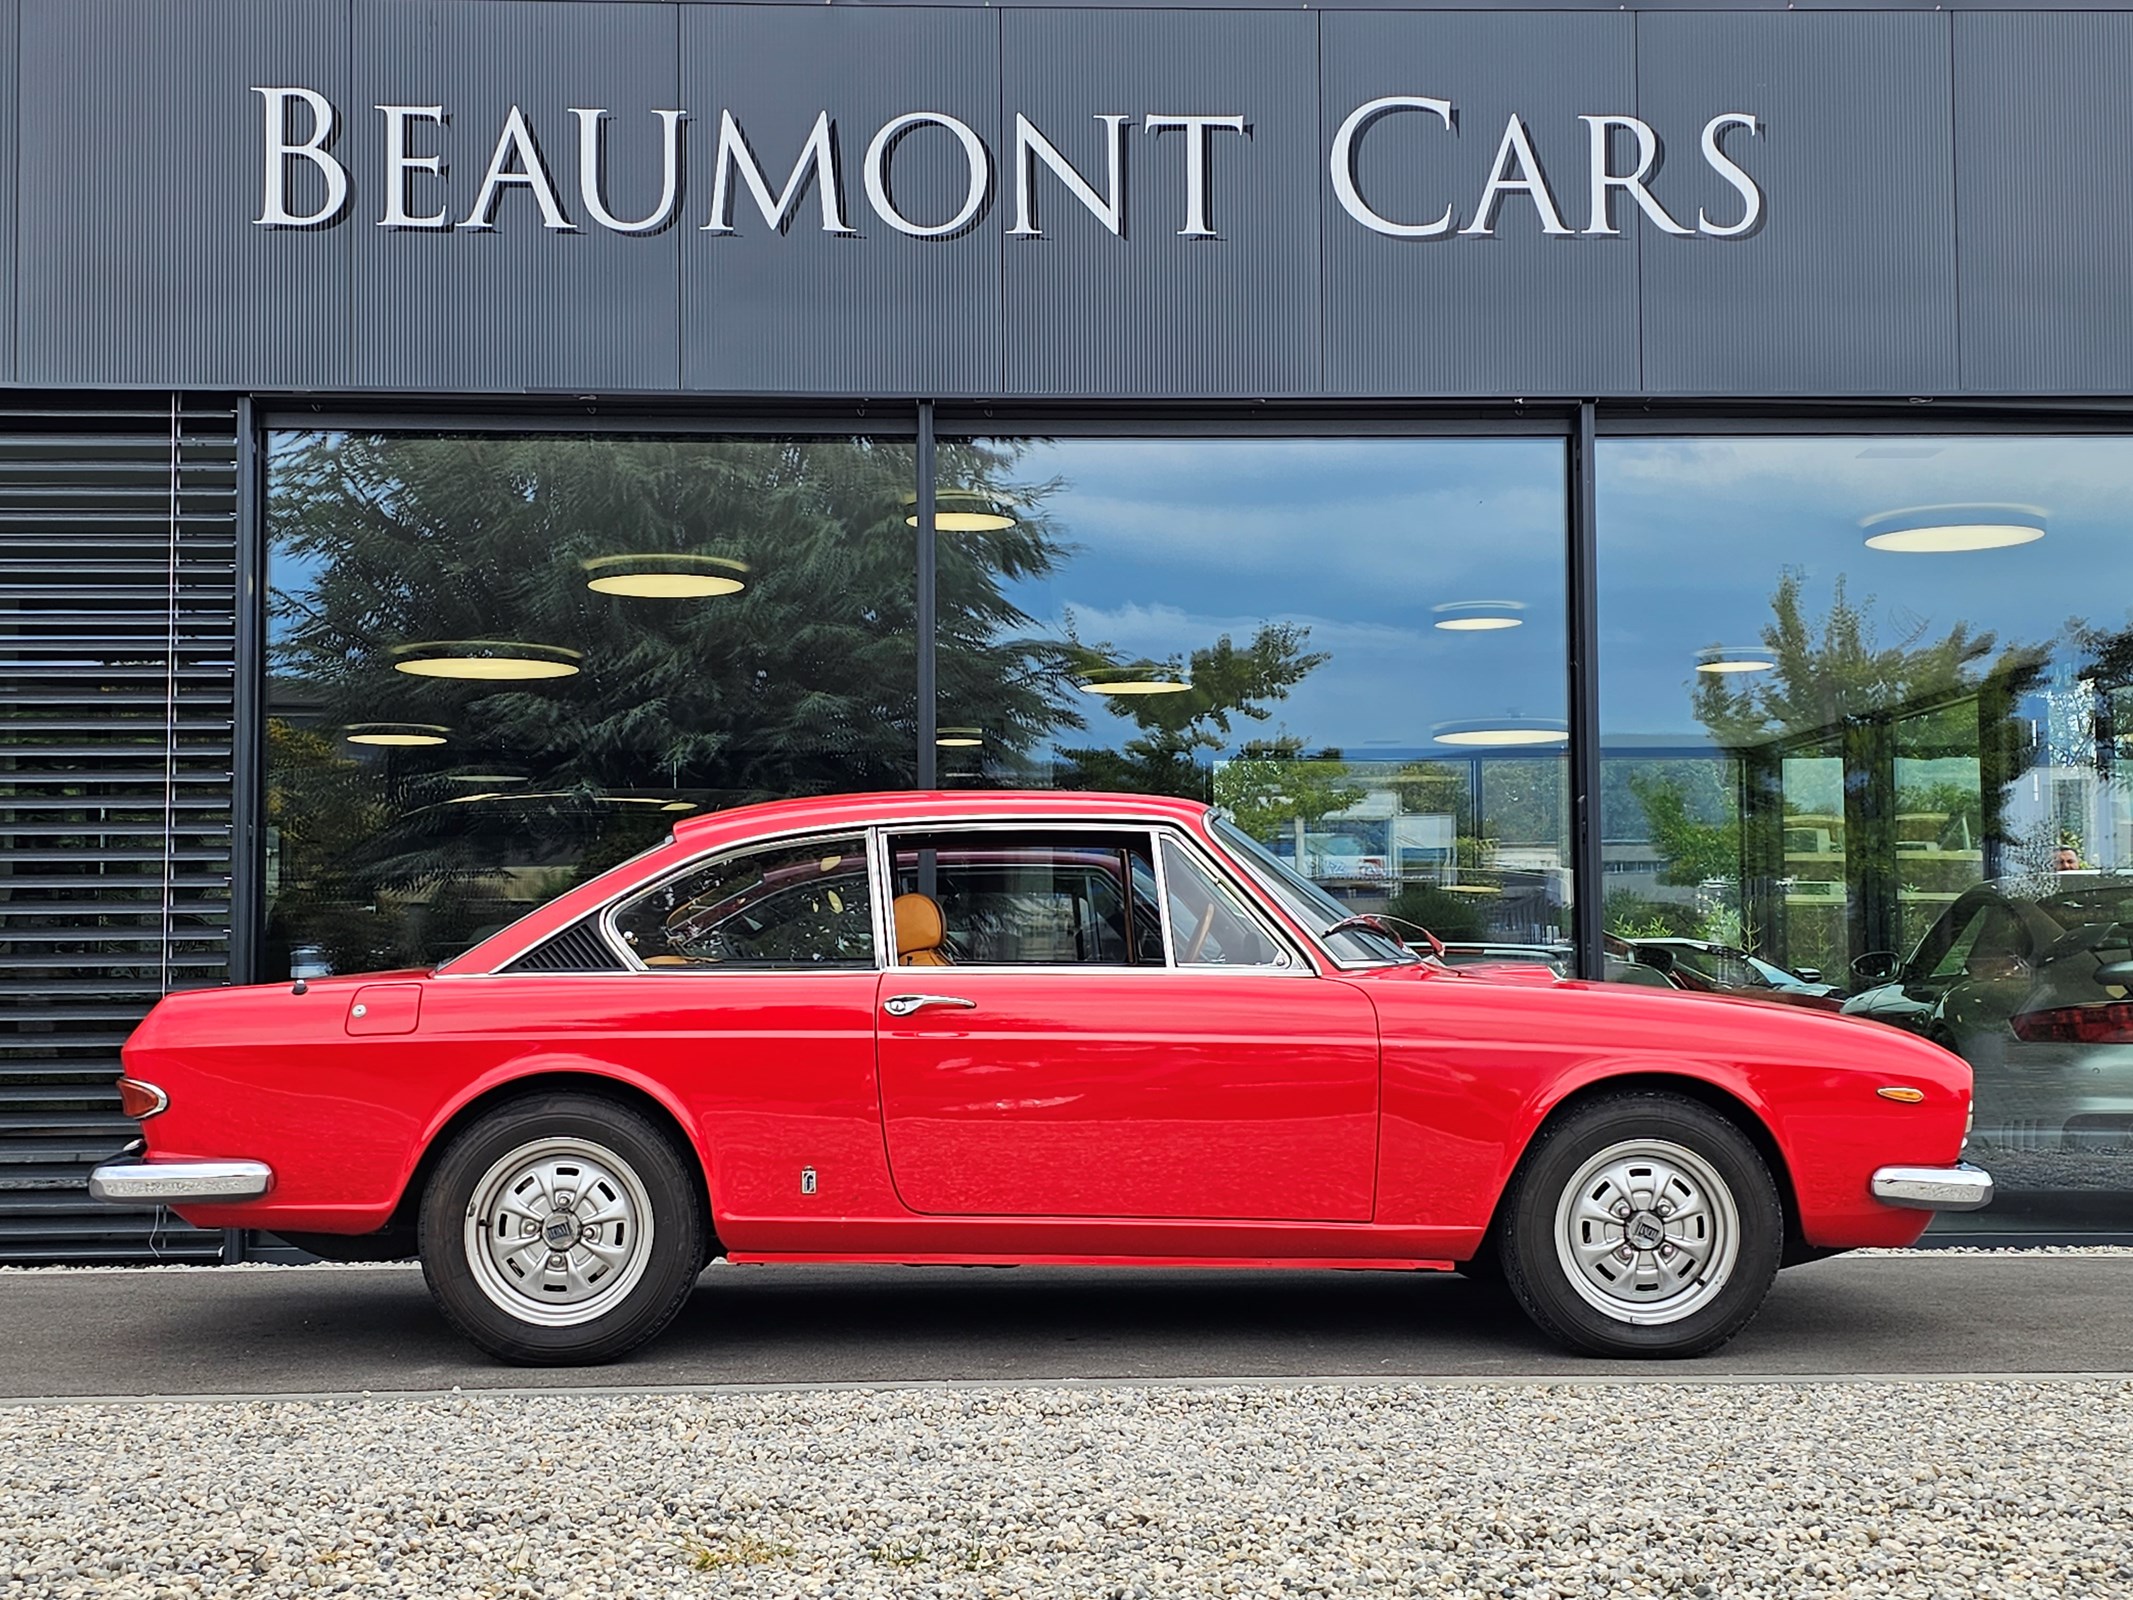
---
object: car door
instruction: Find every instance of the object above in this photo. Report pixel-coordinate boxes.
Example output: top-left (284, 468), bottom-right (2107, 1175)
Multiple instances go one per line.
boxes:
top-left (873, 825), bottom-right (1381, 1221)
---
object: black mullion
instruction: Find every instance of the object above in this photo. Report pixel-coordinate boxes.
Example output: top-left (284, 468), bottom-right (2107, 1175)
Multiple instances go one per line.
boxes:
top-left (1568, 402), bottom-right (1605, 981)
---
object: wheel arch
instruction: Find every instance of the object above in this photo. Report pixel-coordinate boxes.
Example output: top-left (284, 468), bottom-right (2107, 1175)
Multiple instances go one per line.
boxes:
top-left (1474, 1070), bottom-right (1817, 1270)
top-left (383, 1066), bottom-right (718, 1252)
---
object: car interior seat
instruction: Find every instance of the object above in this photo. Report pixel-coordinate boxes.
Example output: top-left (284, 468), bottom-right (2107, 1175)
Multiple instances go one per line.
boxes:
top-left (894, 892), bottom-right (954, 966)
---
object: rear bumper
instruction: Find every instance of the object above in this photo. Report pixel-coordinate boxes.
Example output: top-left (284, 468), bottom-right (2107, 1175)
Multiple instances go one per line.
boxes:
top-left (88, 1157), bottom-right (274, 1205)
top-left (1870, 1161), bottom-right (1994, 1212)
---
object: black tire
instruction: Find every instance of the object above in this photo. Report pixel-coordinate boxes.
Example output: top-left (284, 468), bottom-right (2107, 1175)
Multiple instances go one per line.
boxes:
top-left (419, 1092), bottom-right (706, 1365)
top-left (1499, 1091), bottom-right (1781, 1359)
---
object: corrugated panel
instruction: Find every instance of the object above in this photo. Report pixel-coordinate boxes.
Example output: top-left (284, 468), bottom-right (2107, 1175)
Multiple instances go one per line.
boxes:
top-left (0, 0), bottom-right (17, 386)
top-left (348, 0), bottom-right (682, 394)
top-left (14, 0), bottom-right (350, 392)
top-left (1953, 14), bottom-right (2133, 395)
top-left (1001, 7), bottom-right (1318, 400)
top-left (1635, 11), bottom-right (1960, 398)
top-left (1320, 9), bottom-right (1639, 399)
top-left (680, 3), bottom-right (1002, 398)
top-left (0, 397), bottom-right (236, 1262)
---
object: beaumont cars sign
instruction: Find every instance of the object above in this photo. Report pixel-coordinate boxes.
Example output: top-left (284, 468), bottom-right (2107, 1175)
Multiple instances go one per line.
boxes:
top-left (252, 90), bottom-right (1766, 243)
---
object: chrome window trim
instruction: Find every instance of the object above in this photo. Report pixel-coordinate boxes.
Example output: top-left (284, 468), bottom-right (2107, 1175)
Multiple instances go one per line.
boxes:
top-left (1204, 814), bottom-right (1418, 972)
top-left (874, 818), bottom-right (1311, 977)
top-left (451, 805), bottom-right (1319, 979)
top-left (878, 819), bottom-right (1171, 972)
top-left (597, 826), bottom-right (881, 976)
top-left (1156, 831), bottom-right (1308, 972)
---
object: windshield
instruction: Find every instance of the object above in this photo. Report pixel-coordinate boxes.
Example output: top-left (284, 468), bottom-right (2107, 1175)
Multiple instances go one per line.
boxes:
top-left (1209, 816), bottom-right (1417, 965)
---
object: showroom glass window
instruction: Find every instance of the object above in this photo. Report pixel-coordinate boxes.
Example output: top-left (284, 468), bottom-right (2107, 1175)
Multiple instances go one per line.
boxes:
top-left (930, 436), bottom-right (1571, 945)
top-left (1598, 436), bottom-right (2133, 1231)
top-left (264, 433), bottom-right (916, 975)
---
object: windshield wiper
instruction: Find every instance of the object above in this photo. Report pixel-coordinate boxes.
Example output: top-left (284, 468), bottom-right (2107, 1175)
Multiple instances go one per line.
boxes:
top-left (1320, 912), bottom-right (1430, 960)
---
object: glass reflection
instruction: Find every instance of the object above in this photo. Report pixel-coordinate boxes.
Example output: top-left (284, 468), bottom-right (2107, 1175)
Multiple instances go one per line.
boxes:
top-left (938, 437), bottom-right (1571, 944)
top-left (265, 433), bottom-right (922, 973)
top-left (1598, 436), bottom-right (2133, 1230)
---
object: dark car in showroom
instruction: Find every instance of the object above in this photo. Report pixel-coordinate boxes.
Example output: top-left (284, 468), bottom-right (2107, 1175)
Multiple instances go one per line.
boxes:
top-left (1842, 876), bottom-right (2133, 1191)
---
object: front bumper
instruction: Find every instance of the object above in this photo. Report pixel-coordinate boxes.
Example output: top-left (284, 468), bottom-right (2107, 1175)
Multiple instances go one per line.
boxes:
top-left (1870, 1161), bottom-right (1994, 1211)
top-left (88, 1157), bottom-right (274, 1205)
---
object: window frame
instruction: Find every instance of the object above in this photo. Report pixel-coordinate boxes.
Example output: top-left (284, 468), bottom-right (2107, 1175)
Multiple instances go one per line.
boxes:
top-left (868, 817), bottom-right (1310, 978)
top-left (598, 826), bottom-right (881, 975)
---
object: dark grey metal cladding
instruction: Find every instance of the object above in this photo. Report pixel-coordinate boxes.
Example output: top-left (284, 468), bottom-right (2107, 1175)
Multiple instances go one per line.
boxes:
top-left (349, 0), bottom-right (680, 393)
top-left (680, 5), bottom-right (1000, 397)
top-left (14, 0), bottom-right (351, 392)
top-left (0, 0), bottom-right (16, 384)
top-left (1954, 14), bottom-right (2133, 395)
top-left (1321, 10), bottom-right (1638, 398)
top-left (1001, 8), bottom-right (1317, 399)
top-left (1635, 11), bottom-right (1959, 397)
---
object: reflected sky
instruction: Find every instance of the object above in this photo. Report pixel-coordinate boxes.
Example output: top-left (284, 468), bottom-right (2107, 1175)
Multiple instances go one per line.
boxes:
top-left (983, 436), bottom-right (1568, 756)
top-left (1599, 437), bottom-right (2133, 740)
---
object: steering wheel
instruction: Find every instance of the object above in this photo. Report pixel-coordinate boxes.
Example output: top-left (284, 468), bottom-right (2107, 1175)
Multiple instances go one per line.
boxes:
top-left (1183, 894), bottom-right (1218, 963)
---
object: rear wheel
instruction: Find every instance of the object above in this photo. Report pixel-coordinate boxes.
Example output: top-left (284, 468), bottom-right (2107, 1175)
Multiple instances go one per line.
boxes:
top-left (419, 1092), bottom-right (705, 1365)
top-left (1499, 1091), bottom-right (1780, 1358)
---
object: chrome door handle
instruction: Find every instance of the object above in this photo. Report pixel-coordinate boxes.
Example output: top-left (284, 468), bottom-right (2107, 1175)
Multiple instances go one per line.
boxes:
top-left (882, 993), bottom-right (977, 1018)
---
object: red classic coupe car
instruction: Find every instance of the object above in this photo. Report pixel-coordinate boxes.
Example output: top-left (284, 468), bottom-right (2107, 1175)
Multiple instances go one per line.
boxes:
top-left (92, 791), bottom-right (1990, 1365)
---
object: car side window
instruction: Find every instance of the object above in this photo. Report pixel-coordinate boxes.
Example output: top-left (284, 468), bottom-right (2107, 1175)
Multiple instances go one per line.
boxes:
top-left (611, 835), bottom-right (875, 969)
top-left (1160, 837), bottom-right (1291, 968)
top-left (889, 830), bottom-right (1162, 966)
top-left (1926, 905), bottom-right (2024, 983)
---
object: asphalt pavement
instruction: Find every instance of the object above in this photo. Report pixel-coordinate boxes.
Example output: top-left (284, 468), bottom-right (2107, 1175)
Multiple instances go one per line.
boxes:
top-left (2, 1252), bottom-right (2129, 1397)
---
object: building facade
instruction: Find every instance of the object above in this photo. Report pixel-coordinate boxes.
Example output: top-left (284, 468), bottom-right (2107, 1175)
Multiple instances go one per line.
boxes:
top-left (6, 0), bottom-right (2133, 1258)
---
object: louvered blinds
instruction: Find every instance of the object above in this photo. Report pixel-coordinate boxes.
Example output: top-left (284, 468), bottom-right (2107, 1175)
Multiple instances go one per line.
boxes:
top-left (0, 398), bottom-right (239, 1262)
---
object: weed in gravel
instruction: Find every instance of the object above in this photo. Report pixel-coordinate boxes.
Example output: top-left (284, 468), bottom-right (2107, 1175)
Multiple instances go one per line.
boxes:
top-left (869, 1540), bottom-right (929, 1567)
top-left (686, 1532), bottom-right (796, 1570)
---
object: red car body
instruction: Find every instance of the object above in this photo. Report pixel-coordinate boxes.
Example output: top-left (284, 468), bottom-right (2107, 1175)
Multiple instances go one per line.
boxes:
top-left (111, 790), bottom-right (1973, 1267)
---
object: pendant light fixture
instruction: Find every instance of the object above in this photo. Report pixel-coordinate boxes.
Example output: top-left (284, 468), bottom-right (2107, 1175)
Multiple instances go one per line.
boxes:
top-left (1695, 646), bottom-right (1777, 674)
top-left (1432, 717), bottom-right (1569, 747)
top-left (391, 641), bottom-right (583, 680)
top-left (1078, 662), bottom-right (1193, 696)
top-left (583, 554), bottom-right (749, 598)
top-left (343, 722), bottom-right (449, 747)
top-left (1432, 600), bottom-right (1525, 632)
top-left (1862, 503), bottom-right (2047, 553)
top-left (902, 490), bottom-right (1020, 533)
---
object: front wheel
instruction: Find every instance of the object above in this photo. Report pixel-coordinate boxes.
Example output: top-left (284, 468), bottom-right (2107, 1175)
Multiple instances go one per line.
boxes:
top-left (1498, 1091), bottom-right (1781, 1358)
top-left (419, 1092), bottom-right (706, 1365)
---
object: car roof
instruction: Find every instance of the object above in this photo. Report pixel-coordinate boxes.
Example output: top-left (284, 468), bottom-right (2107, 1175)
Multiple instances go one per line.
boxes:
top-left (668, 789), bottom-right (1213, 849)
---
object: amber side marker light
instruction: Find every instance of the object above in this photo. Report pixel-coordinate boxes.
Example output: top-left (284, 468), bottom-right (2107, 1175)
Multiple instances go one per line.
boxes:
top-left (117, 1078), bottom-right (169, 1119)
top-left (1875, 1086), bottom-right (1926, 1104)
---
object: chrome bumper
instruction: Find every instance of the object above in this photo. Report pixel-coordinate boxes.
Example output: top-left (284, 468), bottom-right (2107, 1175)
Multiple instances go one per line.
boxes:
top-left (88, 1158), bottom-right (273, 1205)
top-left (1871, 1161), bottom-right (1994, 1211)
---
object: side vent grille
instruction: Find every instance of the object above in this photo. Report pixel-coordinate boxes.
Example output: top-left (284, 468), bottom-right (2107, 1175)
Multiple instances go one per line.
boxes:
top-left (504, 919), bottom-right (626, 974)
top-left (0, 397), bottom-right (235, 1262)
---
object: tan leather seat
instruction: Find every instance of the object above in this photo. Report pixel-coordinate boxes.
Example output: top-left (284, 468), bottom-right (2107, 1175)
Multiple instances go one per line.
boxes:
top-left (893, 892), bottom-right (953, 966)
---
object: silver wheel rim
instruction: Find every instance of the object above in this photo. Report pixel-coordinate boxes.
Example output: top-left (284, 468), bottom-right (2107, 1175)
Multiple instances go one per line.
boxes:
top-left (1552, 1137), bottom-right (1740, 1327)
top-left (462, 1136), bottom-right (656, 1328)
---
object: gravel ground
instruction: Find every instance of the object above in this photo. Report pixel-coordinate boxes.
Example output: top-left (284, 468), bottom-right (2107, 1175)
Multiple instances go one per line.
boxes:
top-left (3, 1380), bottom-right (2128, 1599)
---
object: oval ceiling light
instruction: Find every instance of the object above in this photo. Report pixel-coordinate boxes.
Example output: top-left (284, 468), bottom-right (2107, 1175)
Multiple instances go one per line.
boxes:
top-left (1079, 662), bottom-right (1193, 696)
top-left (1432, 717), bottom-right (1570, 747)
top-left (1695, 646), bottom-right (1777, 675)
top-left (936, 727), bottom-right (984, 747)
top-left (902, 490), bottom-right (1020, 533)
top-left (343, 722), bottom-right (449, 747)
top-left (391, 640), bottom-right (583, 681)
top-left (1432, 600), bottom-right (1525, 632)
top-left (583, 553), bottom-right (749, 598)
top-left (1861, 503), bottom-right (2048, 554)
top-left (660, 800), bottom-right (699, 812)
